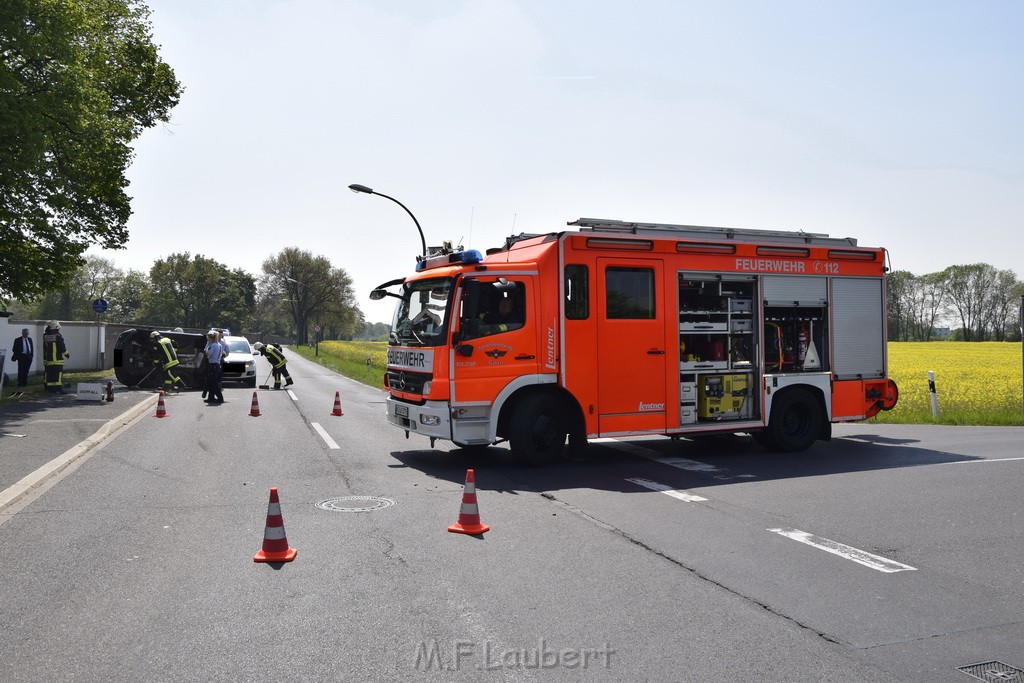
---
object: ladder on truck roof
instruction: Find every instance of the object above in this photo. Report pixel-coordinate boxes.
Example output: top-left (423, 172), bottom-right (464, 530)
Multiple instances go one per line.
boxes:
top-left (568, 218), bottom-right (858, 247)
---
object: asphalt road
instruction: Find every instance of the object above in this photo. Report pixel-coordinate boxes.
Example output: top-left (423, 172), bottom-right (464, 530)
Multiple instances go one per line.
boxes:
top-left (1, 349), bottom-right (1022, 682)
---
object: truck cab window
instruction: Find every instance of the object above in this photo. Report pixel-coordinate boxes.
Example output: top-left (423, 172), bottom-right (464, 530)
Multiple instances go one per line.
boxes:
top-left (462, 281), bottom-right (526, 339)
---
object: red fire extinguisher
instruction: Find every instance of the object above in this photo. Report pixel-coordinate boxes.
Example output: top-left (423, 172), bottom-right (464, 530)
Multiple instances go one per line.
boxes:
top-left (797, 324), bottom-right (809, 364)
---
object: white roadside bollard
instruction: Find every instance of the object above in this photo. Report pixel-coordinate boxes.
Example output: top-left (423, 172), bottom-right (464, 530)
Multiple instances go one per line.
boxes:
top-left (928, 370), bottom-right (939, 418)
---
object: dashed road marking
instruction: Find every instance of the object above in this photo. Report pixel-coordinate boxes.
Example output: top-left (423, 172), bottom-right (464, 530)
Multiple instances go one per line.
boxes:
top-left (311, 422), bottom-right (339, 450)
top-left (626, 477), bottom-right (708, 502)
top-left (768, 528), bottom-right (917, 573)
top-left (604, 438), bottom-right (914, 575)
top-left (287, 389), bottom-right (298, 401)
top-left (593, 438), bottom-right (755, 480)
top-left (948, 456), bottom-right (1024, 464)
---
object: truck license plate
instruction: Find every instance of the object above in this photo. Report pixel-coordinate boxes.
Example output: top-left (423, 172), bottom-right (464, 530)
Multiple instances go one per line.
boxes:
top-left (395, 405), bottom-right (409, 418)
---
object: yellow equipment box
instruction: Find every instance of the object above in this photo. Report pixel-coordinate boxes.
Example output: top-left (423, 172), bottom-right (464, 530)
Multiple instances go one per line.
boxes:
top-left (697, 374), bottom-right (752, 419)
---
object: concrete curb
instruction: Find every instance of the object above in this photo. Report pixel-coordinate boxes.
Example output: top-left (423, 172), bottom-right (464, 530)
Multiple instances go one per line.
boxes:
top-left (0, 393), bottom-right (159, 514)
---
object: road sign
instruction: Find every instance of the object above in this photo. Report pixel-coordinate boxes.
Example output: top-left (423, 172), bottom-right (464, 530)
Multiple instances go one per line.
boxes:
top-left (314, 325), bottom-right (321, 332)
top-left (92, 298), bottom-right (108, 314)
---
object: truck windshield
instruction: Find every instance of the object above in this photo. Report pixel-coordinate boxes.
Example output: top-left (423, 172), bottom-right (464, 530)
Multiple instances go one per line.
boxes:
top-left (391, 277), bottom-right (452, 346)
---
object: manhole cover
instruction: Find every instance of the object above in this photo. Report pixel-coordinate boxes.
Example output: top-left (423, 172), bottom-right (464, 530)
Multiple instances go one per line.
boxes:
top-left (958, 661), bottom-right (1024, 682)
top-left (315, 496), bottom-right (395, 513)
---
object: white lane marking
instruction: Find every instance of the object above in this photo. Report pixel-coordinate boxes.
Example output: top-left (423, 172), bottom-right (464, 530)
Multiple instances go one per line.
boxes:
top-left (287, 389), bottom-right (298, 401)
top-left (768, 528), bottom-right (917, 573)
top-left (593, 438), bottom-right (755, 480)
top-left (626, 478), bottom-right (708, 502)
top-left (311, 422), bottom-right (340, 450)
top-left (947, 457), bottom-right (1024, 464)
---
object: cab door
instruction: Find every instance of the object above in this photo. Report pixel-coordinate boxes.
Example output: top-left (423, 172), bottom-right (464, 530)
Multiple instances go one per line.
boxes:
top-left (451, 275), bottom-right (539, 404)
top-left (596, 258), bottom-right (666, 434)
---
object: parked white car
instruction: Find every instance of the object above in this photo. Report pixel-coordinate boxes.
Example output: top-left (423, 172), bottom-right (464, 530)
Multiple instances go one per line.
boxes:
top-left (221, 336), bottom-right (258, 387)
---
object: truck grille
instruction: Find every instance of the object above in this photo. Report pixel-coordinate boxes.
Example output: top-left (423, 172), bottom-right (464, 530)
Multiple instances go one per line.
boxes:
top-left (386, 370), bottom-right (430, 395)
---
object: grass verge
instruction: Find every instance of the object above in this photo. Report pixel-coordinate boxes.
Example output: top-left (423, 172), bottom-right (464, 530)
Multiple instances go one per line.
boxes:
top-left (1, 368), bottom-right (116, 405)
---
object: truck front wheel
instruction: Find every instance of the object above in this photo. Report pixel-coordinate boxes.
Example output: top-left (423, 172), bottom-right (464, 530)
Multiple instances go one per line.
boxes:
top-left (509, 394), bottom-right (567, 466)
top-left (760, 388), bottom-right (822, 452)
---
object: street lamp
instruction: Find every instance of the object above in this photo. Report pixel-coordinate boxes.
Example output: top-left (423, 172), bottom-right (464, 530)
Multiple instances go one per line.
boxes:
top-left (269, 272), bottom-right (308, 347)
top-left (348, 183), bottom-right (427, 259)
top-left (282, 276), bottom-right (321, 356)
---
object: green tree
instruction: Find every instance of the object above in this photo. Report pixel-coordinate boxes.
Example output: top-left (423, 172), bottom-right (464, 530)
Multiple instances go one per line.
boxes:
top-left (986, 269), bottom-right (1023, 342)
top-left (250, 275), bottom-right (292, 338)
top-left (886, 270), bottom-right (913, 341)
top-left (145, 253), bottom-right (255, 332)
top-left (942, 264), bottom-right (998, 342)
top-left (262, 248), bottom-right (360, 344)
top-left (0, 0), bottom-right (182, 304)
top-left (20, 254), bottom-right (122, 320)
top-left (105, 268), bottom-right (150, 323)
top-left (354, 321), bottom-right (390, 341)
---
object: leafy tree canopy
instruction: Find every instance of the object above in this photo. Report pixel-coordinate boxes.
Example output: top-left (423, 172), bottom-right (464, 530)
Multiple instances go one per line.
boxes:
top-left (262, 248), bottom-right (358, 344)
top-left (0, 0), bottom-right (182, 304)
top-left (146, 253), bottom-right (255, 332)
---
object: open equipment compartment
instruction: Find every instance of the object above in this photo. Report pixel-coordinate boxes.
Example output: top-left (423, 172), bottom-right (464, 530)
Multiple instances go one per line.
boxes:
top-left (678, 274), bottom-right (758, 424)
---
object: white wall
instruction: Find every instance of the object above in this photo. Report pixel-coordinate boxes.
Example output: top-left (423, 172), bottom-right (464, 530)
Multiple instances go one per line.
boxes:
top-left (0, 318), bottom-right (107, 375)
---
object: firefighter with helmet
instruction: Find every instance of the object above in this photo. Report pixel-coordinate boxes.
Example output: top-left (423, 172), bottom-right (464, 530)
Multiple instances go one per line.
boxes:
top-left (253, 342), bottom-right (293, 389)
top-left (42, 320), bottom-right (70, 393)
top-left (150, 331), bottom-right (181, 391)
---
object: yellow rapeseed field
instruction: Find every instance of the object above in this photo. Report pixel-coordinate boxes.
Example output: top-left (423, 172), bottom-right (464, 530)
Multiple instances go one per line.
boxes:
top-left (319, 340), bottom-right (388, 368)
top-left (875, 342), bottom-right (1024, 425)
top-left (304, 340), bottom-right (1024, 425)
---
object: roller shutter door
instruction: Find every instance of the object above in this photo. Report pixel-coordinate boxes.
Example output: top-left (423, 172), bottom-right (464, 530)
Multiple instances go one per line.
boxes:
top-left (763, 276), bottom-right (827, 306)
top-left (832, 277), bottom-right (885, 379)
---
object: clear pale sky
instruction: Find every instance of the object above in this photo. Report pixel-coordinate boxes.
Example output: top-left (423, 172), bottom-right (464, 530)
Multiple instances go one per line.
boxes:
top-left (92, 0), bottom-right (1024, 325)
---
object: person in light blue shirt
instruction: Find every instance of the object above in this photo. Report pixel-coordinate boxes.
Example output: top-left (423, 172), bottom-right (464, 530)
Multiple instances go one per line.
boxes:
top-left (204, 330), bottom-right (226, 403)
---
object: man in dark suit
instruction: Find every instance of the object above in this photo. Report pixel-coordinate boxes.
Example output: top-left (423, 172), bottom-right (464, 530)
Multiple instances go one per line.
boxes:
top-left (11, 328), bottom-right (34, 387)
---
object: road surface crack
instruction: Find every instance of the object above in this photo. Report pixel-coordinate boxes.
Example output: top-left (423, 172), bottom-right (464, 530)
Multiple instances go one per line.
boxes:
top-left (539, 491), bottom-right (843, 646)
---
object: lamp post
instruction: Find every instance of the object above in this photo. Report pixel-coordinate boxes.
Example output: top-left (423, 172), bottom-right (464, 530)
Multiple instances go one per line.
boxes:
top-left (283, 277), bottom-right (310, 347)
top-left (348, 184), bottom-right (427, 259)
top-left (270, 272), bottom-right (305, 346)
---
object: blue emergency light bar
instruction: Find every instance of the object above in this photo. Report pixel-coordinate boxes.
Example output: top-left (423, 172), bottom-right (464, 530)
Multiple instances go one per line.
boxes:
top-left (415, 249), bottom-right (483, 272)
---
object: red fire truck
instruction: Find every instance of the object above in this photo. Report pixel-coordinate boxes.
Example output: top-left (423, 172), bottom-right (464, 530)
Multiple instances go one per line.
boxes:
top-left (374, 218), bottom-right (898, 465)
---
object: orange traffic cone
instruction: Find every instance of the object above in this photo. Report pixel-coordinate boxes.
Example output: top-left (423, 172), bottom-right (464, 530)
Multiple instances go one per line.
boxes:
top-left (249, 391), bottom-right (261, 417)
top-left (253, 487), bottom-right (297, 563)
top-left (153, 390), bottom-right (169, 418)
top-left (331, 391), bottom-right (344, 416)
top-left (448, 469), bottom-right (490, 535)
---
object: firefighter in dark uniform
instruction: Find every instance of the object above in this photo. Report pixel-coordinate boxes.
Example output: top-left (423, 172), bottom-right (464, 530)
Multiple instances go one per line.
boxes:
top-left (42, 320), bottom-right (69, 393)
top-left (150, 331), bottom-right (181, 391)
top-left (253, 342), bottom-right (293, 389)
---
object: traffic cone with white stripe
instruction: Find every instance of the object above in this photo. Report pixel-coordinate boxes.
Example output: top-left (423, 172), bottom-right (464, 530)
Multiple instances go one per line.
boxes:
top-left (254, 487), bottom-right (297, 563)
top-left (249, 391), bottom-right (261, 417)
top-left (330, 391), bottom-right (344, 416)
top-left (448, 469), bottom-right (490, 535)
top-left (153, 390), bottom-right (168, 418)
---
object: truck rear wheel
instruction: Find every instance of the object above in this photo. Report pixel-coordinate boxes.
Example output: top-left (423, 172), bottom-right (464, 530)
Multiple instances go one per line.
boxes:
top-left (760, 388), bottom-right (822, 452)
top-left (509, 394), bottom-right (567, 466)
